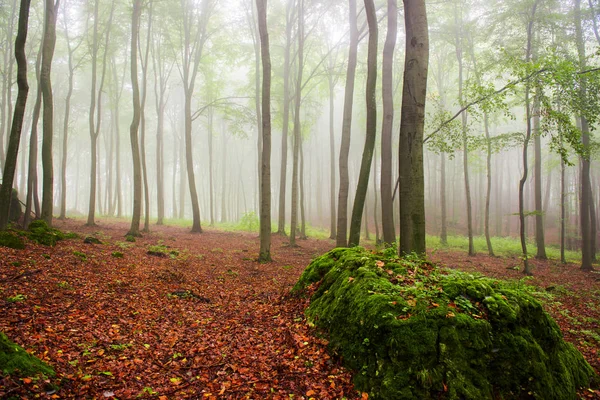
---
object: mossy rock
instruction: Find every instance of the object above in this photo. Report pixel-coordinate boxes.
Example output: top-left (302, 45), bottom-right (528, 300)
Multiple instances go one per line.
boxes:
top-left (27, 220), bottom-right (64, 246)
top-left (293, 248), bottom-right (597, 400)
top-left (0, 332), bottom-right (54, 377)
top-left (0, 231), bottom-right (25, 249)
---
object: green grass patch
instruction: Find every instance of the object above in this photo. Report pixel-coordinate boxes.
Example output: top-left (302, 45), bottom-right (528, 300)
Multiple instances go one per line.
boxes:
top-left (427, 234), bottom-right (582, 263)
top-left (294, 247), bottom-right (597, 400)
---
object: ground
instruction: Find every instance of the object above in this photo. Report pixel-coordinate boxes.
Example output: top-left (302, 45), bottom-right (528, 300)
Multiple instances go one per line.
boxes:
top-left (0, 219), bottom-right (599, 399)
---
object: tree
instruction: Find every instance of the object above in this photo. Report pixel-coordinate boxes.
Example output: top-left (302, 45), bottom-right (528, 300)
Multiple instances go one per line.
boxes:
top-left (40, 0), bottom-right (60, 226)
top-left (0, 0), bottom-right (31, 231)
top-left (348, 0), bottom-right (378, 247)
top-left (257, 0), bottom-right (272, 262)
top-left (398, 0), bottom-right (429, 256)
top-left (381, 0), bottom-right (397, 246)
top-left (128, 0), bottom-right (143, 237)
top-left (336, 0), bottom-right (358, 248)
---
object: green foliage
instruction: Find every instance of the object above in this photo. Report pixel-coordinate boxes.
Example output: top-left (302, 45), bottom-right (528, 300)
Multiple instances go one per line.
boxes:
top-left (0, 332), bottom-right (55, 377)
top-left (111, 251), bottom-right (124, 258)
top-left (6, 294), bottom-right (26, 303)
top-left (294, 248), bottom-right (596, 400)
top-left (73, 251), bottom-right (87, 261)
top-left (0, 231), bottom-right (25, 249)
top-left (147, 244), bottom-right (179, 258)
top-left (238, 211), bottom-right (259, 232)
top-left (125, 234), bottom-right (136, 243)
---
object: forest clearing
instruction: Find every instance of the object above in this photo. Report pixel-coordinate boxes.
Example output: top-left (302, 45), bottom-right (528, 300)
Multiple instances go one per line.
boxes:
top-left (1, 218), bottom-right (599, 399)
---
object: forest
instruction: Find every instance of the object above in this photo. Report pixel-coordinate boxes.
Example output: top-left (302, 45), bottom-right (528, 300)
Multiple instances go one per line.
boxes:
top-left (0, 0), bottom-right (600, 398)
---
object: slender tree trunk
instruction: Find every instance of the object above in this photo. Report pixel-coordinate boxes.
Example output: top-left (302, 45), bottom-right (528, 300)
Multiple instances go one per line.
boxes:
top-left (381, 0), bottom-right (397, 246)
top-left (24, 42), bottom-right (42, 226)
top-left (140, 4), bottom-right (152, 232)
top-left (256, 0), bottom-right (271, 263)
top-left (0, 0), bottom-right (31, 230)
top-left (398, 0), bottom-right (429, 255)
top-left (484, 114), bottom-right (494, 256)
top-left (336, 0), bottom-right (358, 247)
top-left (277, 0), bottom-right (293, 235)
top-left (519, 0), bottom-right (539, 275)
top-left (300, 137), bottom-right (307, 239)
top-left (87, 0), bottom-right (100, 226)
top-left (574, 0), bottom-right (593, 270)
top-left (561, 134), bottom-right (566, 263)
top-left (534, 96), bottom-right (546, 258)
top-left (128, 0), bottom-right (143, 237)
top-left (440, 152), bottom-right (448, 244)
top-left (289, 0), bottom-right (304, 247)
top-left (208, 108), bottom-right (215, 226)
top-left (0, 0), bottom-right (18, 171)
top-left (454, 3), bottom-right (474, 256)
top-left (328, 73), bottom-right (336, 239)
top-left (348, 0), bottom-right (378, 247)
top-left (40, 0), bottom-right (59, 226)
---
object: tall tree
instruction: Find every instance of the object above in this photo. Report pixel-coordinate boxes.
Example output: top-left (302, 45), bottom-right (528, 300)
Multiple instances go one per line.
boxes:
top-left (40, 0), bottom-right (60, 226)
top-left (336, 0), bottom-right (358, 247)
top-left (0, 0), bottom-right (18, 172)
top-left (24, 43), bottom-right (42, 226)
top-left (276, 0), bottom-right (294, 236)
top-left (179, 0), bottom-right (212, 233)
top-left (139, 2), bottom-right (153, 232)
top-left (574, 0), bottom-right (593, 271)
top-left (348, 0), bottom-right (378, 247)
top-left (257, 0), bottom-right (271, 262)
top-left (381, 0), bottom-right (397, 246)
top-left (0, 0), bottom-right (31, 230)
top-left (398, 0), bottom-right (429, 255)
top-left (128, 0), bottom-right (143, 237)
top-left (289, 0), bottom-right (304, 247)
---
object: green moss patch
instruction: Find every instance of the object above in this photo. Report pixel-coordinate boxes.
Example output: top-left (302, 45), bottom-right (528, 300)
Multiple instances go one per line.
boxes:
top-left (27, 220), bottom-right (65, 246)
top-left (0, 332), bottom-right (54, 377)
top-left (293, 247), bottom-right (597, 400)
top-left (0, 230), bottom-right (25, 249)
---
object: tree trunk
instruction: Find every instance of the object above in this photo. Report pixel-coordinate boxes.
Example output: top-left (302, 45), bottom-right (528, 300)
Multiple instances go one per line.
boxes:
top-left (289, 0), bottom-right (304, 247)
top-left (0, 0), bottom-right (31, 230)
top-left (398, 0), bottom-right (429, 256)
top-left (574, 0), bottom-right (593, 271)
top-left (381, 0), bottom-right (397, 246)
top-left (440, 152), bottom-right (448, 244)
top-left (348, 0), bottom-right (378, 247)
top-left (40, 0), bottom-right (59, 226)
top-left (534, 96), bottom-right (546, 258)
top-left (0, 0), bottom-right (18, 171)
top-left (140, 4), bottom-right (152, 232)
top-left (328, 73), bottom-right (336, 239)
top-left (24, 36), bottom-right (42, 227)
top-left (277, 0), bottom-right (293, 236)
top-left (336, 0), bottom-right (358, 247)
top-left (128, 0), bottom-right (143, 237)
top-left (87, 0), bottom-right (100, 226)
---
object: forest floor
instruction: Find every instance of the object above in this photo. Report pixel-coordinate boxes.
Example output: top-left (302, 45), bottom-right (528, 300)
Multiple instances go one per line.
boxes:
top-left (0, 218), bottom-right (599, 399)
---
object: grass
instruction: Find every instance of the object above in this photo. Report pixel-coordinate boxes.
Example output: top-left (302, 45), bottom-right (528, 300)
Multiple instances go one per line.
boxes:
top-left (427, 234), bottom-right (583, 263)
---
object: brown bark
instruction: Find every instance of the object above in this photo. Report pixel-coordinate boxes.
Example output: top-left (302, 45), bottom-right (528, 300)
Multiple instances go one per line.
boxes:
top-left (0, 0), bottom-right (31, 230)
top-left (381, 0), bottom-right (397, 246)
top-left (398, 0), bottom-right (429, 256)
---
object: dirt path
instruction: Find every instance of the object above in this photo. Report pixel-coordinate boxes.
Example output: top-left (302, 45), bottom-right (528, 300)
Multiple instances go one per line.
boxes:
top-left (1, 219), bottom-right (599, 399)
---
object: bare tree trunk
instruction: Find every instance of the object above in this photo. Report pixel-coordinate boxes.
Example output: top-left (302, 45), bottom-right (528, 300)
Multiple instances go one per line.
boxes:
top-left (440, 152), bottom-right (448, 244)
top-left (574, 0), bottom-right (593, 270)
top-left (336, 0), bottom-right (358, 247)
top-left (289, 0), bottom-right (304, 247)
top-left (24, 43), bottom-right (42, 226)
top-left (381, 0), bottom-right (397, 246)
top-left (277, 0), bottom-right (293, 236)
top-left (0, 0), bottom-right (18, 171)
top-left (398, 0), bottom-right (429, 256)
top-left (534, 96), bottom-right (546, 258)
top-left (40, 0), bottom-right (59, 226)
top-left (0, 0), bottom-right (31, 230)
top-left (86, 0), bottom-right (100, 226)
top-left (327, 73), bottom-right (336, 239)
top-left (139, 4), bottom-right (152, 232)
top-left (128, 0), bottom-right (143, 237)
top-left (348, 0), bottom-right (378, 247)
top-left (519, 0), bottom-right (539, 275)
top-left (300, 138), bottom-right (307, 239)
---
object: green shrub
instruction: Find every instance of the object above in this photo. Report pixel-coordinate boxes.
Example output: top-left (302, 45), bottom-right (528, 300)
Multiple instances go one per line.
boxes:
top-left (0, 332), bottom-right (54, 377)
top-left (238, 211), bottom-right (259, 232)
top-left (294, 248), bottom-right (597, 400)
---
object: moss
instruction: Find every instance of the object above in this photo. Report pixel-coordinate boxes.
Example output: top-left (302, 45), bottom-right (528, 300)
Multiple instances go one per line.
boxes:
top-left (0, 231), bottom-right (25, 249)
top-left (27, 220), bottom-right (65, 246)
top-left (0, 332), bottom-right (54, 377)
top-left (295, 248), bottom-right (597, 400)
